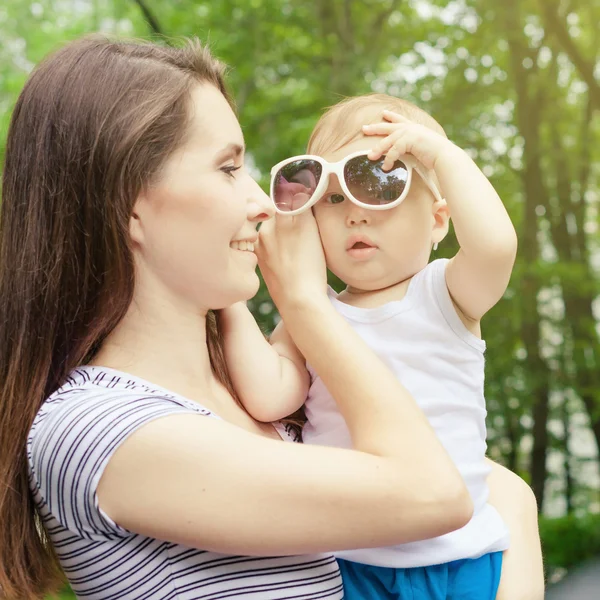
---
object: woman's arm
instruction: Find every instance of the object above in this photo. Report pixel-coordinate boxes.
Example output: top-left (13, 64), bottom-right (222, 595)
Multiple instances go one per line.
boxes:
top-left (97, 210), bottom-right (472, 556)
top-left (99, 407), bottom-right (471, 556)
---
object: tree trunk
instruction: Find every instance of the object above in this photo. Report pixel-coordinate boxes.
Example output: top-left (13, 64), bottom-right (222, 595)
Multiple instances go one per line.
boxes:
top-left (501, 0), bottom-right (552, 509)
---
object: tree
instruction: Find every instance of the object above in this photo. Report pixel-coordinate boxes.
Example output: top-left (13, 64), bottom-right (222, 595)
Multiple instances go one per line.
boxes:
top-left (1, 0), bottom-right (599, 515)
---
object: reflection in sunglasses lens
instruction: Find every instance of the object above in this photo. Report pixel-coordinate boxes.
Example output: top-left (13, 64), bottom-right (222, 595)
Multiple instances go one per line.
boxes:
top-left (344, 156), bottom-right (408, 205)
top-left (274, 160), bottom-right (322, 212)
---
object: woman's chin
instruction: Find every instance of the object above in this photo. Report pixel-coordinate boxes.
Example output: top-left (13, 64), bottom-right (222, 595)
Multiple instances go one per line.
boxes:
top-left (244, 274), bottom-right (261, 300)
top-left (222, 274), bottom-right (261, 308)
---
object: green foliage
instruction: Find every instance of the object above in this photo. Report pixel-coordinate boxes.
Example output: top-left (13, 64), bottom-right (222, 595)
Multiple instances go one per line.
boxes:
top-left (49, 589), bottom-right (75, 600)
top-left (0, 5), bottom-right (598, 599)
top-left (1, 0), bottom-right (600, 527)
top-left (540, 513), bottom-right (600, 575)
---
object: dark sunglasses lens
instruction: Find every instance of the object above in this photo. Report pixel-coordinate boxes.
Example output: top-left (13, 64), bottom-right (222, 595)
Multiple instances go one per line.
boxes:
top-left (344, 156), bottom-right (408, 205)
top-left (273, 160), bottom-right (322, 212)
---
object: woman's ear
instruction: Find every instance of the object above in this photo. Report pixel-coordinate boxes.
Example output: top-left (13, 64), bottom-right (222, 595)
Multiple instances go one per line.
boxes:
top-left (432, 199), bottom-right (450, 245)
top-left (129, 198), bottom-right (145, 246)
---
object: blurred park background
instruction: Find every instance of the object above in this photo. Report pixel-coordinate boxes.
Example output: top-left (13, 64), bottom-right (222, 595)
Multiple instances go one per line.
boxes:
top-left (1, 0), bottom-right (600, 597)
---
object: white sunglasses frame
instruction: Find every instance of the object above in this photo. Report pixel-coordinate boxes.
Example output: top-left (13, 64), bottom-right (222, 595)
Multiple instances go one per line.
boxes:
top-left (269, 150), bottom-right (444, 216)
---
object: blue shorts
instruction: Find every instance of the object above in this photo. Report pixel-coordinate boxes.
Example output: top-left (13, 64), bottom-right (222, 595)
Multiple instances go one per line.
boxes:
top-left (337, 552), bottom-right (503, 599)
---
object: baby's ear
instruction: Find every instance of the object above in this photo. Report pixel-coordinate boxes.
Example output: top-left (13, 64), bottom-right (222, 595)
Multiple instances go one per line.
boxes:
top-left (432, 199), bottom-right (450, 243)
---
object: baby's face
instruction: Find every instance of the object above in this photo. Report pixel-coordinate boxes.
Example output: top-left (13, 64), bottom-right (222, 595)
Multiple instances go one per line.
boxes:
top-left (312, 136), bottom-right (440, 292)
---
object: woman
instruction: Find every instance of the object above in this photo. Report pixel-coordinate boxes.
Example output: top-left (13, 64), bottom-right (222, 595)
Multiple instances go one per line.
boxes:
top-left (0, 36), bottom-right (472, 600)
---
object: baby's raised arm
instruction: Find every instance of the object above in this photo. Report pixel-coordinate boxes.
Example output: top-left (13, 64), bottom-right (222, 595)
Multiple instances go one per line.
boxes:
top-left (220, 302), bottom-right (308, 422)
top-left (365, 111), bottom-right (518, 322)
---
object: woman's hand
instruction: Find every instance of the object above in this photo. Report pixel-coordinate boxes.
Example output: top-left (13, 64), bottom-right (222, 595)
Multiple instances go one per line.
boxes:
top-left (256, 210), bottom-right (327, 312)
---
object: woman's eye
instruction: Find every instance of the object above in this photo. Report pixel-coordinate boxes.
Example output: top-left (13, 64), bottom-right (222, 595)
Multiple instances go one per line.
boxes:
top-left (221, 165), bottom-right (241, 178)
top-left (325, 193), bottom-right (345, 204)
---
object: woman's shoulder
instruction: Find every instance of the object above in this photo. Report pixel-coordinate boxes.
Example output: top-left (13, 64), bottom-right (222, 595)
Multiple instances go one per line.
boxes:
top-left (28, 366), bottom-right (215, 473)
top-left (34, 365), bottom-right (213, 423)
top-left (27, 366), bottom-right (215, 541)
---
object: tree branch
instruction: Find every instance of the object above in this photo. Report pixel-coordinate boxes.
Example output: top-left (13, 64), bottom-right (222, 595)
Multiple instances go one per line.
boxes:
top-left (575, 94), bottom-right (593, 262)
top-left (539, 0), bottom-right (600, 108)
top-left (371, 0), bottom-right (402, 35)
top-left (340, 0), bottom-right (355, 51)
top-left (131, 0), bottom-right (165, 37)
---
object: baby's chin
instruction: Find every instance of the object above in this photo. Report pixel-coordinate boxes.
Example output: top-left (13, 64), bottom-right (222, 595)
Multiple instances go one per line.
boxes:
top-left (332, 270), bottom-right (397, 294)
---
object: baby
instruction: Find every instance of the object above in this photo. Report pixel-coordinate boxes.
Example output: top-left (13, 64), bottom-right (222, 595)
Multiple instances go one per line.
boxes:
top-left (222, 94), bottom-right (540, 599)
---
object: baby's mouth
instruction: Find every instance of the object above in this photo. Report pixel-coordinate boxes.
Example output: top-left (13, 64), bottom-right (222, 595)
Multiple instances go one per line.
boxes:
top-left (351, 241), bottom-right (373, 250)
top-left (346, 240), bottom-right (378, 260)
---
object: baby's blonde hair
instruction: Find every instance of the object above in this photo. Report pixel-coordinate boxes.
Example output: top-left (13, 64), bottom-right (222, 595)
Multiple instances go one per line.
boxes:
top-left (307, 93), bottom-right (447, 156)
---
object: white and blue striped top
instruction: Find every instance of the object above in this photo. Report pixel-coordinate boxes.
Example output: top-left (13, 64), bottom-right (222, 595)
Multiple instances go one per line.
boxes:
top-left (27, 366), bottom-right (343, 599)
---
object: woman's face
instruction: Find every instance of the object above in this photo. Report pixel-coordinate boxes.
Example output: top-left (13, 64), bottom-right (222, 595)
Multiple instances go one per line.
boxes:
top-left (130, 84), bottom-right (273, 311)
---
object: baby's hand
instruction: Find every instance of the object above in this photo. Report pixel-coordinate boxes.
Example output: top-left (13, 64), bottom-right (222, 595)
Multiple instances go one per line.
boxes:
top-left (362, 110), bottom-right (463, 172)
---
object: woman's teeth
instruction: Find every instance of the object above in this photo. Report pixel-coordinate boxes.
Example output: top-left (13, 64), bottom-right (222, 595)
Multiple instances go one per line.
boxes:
top-left (230, 240), bottom-right (255, 252)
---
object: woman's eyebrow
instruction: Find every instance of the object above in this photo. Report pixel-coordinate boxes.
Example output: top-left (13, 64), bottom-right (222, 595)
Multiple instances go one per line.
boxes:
top-left (213, 143), bottom-right (245, 163)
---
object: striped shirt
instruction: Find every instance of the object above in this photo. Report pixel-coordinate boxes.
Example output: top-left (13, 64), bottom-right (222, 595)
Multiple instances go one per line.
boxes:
top-left (27, 366), bottom-right (343, 599)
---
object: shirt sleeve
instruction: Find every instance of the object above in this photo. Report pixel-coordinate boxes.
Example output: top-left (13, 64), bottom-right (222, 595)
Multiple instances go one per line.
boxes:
top-left (421, 258), bottom-right (486, 352)
top-left (28, 390), bottom-right (204, 541)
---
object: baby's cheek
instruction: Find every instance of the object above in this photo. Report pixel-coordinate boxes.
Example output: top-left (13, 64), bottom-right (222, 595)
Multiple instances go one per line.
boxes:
top-left (314, 221), bottom-right (336, 251)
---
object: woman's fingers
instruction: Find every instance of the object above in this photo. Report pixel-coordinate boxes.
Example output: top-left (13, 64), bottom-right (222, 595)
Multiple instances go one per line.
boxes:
top-left (257, 208), bottom-right (327, 304)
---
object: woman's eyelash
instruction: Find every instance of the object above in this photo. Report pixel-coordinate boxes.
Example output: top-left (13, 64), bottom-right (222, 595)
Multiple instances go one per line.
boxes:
top-left (221, 166), bottom-right (241, 178)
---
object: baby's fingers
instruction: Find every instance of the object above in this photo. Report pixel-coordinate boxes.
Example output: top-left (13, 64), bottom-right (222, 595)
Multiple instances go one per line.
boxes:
top-left (367, 130), bottom-right (406, 163)
top-left (381, 142), bottom-right (407, 172)
top-left (362, 122), bottom-right (403, 137)
top-left (382, 109), bottom-right (411, 123)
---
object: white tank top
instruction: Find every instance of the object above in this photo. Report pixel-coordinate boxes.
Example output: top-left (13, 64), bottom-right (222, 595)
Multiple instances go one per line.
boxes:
top-left (303, 259), bottom-right (510, 569)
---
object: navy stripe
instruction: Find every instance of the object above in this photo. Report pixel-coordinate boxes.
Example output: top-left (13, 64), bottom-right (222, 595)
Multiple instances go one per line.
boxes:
top-left (27, 366), bottom-right (343, 599)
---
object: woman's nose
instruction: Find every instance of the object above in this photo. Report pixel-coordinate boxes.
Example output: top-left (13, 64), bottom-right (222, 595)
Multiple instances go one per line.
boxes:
top-left (247, 180), bottom-right (275, 223)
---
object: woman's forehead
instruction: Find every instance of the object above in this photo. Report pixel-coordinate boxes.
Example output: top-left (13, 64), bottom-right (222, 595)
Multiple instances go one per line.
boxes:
top-left (186, 84), bottom-right (244, 152)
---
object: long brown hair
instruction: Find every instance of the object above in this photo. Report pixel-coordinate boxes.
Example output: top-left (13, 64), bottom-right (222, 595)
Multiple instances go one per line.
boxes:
top-left (0, 35), bottom-right (235, 599)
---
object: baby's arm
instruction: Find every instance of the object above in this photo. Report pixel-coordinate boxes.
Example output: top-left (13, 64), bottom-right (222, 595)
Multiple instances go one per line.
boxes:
top-left (365, 111), bottom-right (518, 321)
top-left (219, 302), bottom-right (309, 422)
top-left (435, 142), bottom-right (517, 322)
top-left (486, 459), bottom-right (545, 599)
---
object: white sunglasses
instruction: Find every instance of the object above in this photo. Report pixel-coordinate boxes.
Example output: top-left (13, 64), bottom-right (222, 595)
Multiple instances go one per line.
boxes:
top-left (269, 150), bottom-right (444, 216)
